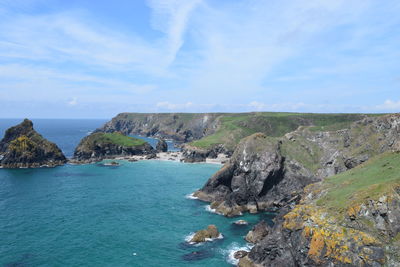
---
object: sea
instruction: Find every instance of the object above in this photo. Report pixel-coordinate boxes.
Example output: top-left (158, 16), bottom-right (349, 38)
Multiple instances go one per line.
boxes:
top-left (0, 119), bottom-right (274, 266)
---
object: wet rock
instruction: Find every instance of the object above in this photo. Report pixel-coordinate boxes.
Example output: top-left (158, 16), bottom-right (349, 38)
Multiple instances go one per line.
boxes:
top-left (190, 225), bottom-right (220, 243)
top-left (234, 250), bottom-right (249, 259)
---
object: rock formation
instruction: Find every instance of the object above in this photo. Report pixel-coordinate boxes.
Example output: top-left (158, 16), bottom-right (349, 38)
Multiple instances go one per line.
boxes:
top-left (240, 151), bottom-right (400, 266)
top-left (73, 132), bottom-right (154, 163)
top-left (156, 138), bottom-right (168, 152)
top-left (0, 119), bottom-right (66, 168)
top-left (189, 225), bottom-right (221, 243)
top-left (194, 114), bottom-right (400, 217)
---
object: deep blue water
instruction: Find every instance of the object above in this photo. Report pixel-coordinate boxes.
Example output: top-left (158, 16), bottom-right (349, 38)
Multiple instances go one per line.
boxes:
top-left (0, 119), bottom-right (273, 266)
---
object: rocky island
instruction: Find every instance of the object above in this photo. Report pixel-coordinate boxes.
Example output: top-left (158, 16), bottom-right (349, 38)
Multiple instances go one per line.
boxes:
top-left (0, 119), bottom-right (66, 168)
top-left (72, 132), bottom-right (155, 163)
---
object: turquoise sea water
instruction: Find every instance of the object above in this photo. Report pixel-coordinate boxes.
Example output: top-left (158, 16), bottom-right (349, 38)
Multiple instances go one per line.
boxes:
top-left (0, 119), bottom-right (273, 266)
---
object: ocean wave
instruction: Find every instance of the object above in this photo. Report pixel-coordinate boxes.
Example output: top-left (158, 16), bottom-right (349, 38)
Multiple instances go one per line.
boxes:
top-left (221, 242), bottom-right (252, 265)
top-left (185, 193), bottom-right (198, 200)
top-left (205, 205), bottom-right (218, 214)
top-left (184, 232), bottom-right (224, 245)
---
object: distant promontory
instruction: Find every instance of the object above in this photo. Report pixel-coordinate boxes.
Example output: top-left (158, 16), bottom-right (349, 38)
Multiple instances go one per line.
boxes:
top-left (72, 132), bottom-right (155, 163)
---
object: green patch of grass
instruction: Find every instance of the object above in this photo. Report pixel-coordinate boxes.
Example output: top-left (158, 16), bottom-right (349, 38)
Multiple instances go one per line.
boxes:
top-left (316, 152), bottom-right (400, 212)
top-left (93, 133), bottom-right (146, 147)
top-left (280, 136), bottom-right (323, 173)
top-left (190, 113), bottom-right (377, 150)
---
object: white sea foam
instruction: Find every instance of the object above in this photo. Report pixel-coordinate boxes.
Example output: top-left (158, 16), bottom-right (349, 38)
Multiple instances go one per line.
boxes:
top-left (185, 232), bottom-right (196, 244)
top-left (221, 242), bottom-right (252, 265)
top-left (205, 205), bottom-right (217, 213)
top-left (185, 193), bottom-right (198, 200)
top-left (184, 232), bottom-right (224, 245)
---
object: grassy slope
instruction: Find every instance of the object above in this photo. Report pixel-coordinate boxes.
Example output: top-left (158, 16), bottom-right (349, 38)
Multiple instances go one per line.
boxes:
top-left (92, 133), bottom-right (146, 147)
top-left (316, 151), bottom-right (400, 211)
top-left (190, 112), bottom-right (373, 150)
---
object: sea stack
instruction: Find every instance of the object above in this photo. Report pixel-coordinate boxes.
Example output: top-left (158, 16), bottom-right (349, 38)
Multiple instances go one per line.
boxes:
top-left (156, 138), bottom-right (168, 152)
top-left (0, 119), bottom-right (67, 168)
top-left (72, 132), bottom-right (155, 163)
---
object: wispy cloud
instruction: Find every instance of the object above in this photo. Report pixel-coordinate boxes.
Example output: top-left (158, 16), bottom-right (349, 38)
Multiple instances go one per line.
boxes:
top-left (0, 0), bottom-right (399, 117)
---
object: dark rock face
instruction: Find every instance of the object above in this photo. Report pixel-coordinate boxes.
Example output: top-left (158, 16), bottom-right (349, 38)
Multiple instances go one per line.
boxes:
top-left (72, 132), bottom-right (155, 163)
top-left (156, 139), bottom-right (168, 152)
top-left (194, 114), bottom-right (400, 217)
top-left (245, 220), bottom-right (270, 244)
top-left (194, 133), bottom-right (315, 216)
top-left (182, 144), bottom-right (229, 163)
top-left (97, 113), bottom-right (221, 142)
top-left (0, 119), bottom-right (66, 168)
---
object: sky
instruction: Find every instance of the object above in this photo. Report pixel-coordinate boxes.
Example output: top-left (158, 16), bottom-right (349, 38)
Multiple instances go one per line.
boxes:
top-left (0, 0), bottom-right (399, 118)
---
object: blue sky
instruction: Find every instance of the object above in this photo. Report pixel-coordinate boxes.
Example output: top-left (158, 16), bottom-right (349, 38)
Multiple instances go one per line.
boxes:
top-left (0, 0), bottom-right (399, 118)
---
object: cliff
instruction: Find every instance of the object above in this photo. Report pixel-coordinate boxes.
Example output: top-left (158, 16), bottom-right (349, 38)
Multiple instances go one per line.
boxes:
top-left (72, 132), bottom-right (155, 163)
top-left (241, 151), bottom-right (400, 266)
top-left (194, 114), bottom-right (399, 217)
top-left (0, 119), bottom-right (66, 168)
top-left (98, 112), bottom-right (370, 162)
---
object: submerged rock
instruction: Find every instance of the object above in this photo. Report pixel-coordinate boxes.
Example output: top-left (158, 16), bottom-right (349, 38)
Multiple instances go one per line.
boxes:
top-left (0, 119), bottom-right (66, 168)
top-left (190, 225), bottom-right (220, 243)
top-left (233, 220), bottom-right (248, 226)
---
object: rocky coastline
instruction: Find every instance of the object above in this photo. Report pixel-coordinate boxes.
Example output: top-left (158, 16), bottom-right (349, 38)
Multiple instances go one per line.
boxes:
top-left (188, 113), bottom-right (400, 266)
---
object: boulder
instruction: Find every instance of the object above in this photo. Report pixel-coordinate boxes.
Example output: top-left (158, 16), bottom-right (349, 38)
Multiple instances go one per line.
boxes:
top-left (234, 250), bottom-right (249, 259)
top-left (190, 225), bottom-right (220, 243)
top-left (245, 220), bottom-right (270, 244)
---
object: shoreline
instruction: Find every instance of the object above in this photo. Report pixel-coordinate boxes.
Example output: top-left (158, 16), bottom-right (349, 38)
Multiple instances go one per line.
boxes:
top-left (68, 152), bottom-right (229, 165)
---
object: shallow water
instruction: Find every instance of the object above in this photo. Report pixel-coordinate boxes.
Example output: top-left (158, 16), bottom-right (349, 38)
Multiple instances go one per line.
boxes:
top-left (0, 119), bottom-right (274, 266)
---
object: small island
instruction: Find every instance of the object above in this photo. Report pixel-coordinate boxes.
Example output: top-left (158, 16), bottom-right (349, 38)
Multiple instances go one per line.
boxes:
top-left (72, 132), bottom-right (155, 163)
top-left (0, 119), bottom-right (67, 168)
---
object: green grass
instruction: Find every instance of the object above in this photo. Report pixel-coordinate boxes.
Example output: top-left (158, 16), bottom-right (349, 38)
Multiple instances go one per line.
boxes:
top-left (92, 133), bottom-right (146, 147)
top-left (190, 113), bottom-right (375, 150)
top-left (316, 152), bottom-right (400, 211)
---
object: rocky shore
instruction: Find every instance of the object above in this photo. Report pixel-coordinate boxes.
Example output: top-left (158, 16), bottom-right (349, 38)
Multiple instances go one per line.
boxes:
top-left (188, 113), bottom-right (400, 266)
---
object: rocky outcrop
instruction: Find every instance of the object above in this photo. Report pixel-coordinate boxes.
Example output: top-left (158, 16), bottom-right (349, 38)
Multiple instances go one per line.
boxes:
top-left (193, 133), bottom-right (316, 216)
top-left (245, 220), bottom-right (270, 244)
top-left (239, 151), bottom-right (400, 266)
top-left (156, 139), bottom-right (168, 152)
top-left (72, 132), bottom-right (154, 163)
top-left (182, 144), bottom-right (229, 163)
top-left (190, 225), bottom-right (221, 243)
top-left (97, 113), bottom-right (221, 142)
top-left (194, 114), bottom-right (400, 217)
top-left (0, 119), bottom-right (66, 168)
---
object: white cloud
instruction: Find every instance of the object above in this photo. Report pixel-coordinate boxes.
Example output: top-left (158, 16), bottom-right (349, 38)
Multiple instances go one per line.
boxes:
top-left (67, 97), bottom-right (78, 106)
top-left (156, 101), bottom-right (193, 110)
top-left (376, 99), bottom-right (400, 111)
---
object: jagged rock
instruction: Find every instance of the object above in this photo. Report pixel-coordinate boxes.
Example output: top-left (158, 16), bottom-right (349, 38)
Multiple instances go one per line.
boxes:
top-left (193, 133), bottom-right (316, 215)
top-left (73, 132), bottom-right (154, 163)
top-left (234, 250), bottom-right (249, 259)
top-left (245, 220), bottom-right (270, 244)
top-left (190, 225), bottom-right (220, 243)
top-left (156, 139), bottom-right (168, 152)
top-left (182, 144), bottom-right (229, 163)
top-left (0, 119), bottom-right (66, 168)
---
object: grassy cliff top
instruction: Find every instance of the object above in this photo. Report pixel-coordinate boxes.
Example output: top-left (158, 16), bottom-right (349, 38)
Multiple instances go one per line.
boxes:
top-left (86, 132), bottom-right (146, 147)
top-left (189, 112), bottom-right (377, 150)
top-left (316, 151), bottom-right (400, 211)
